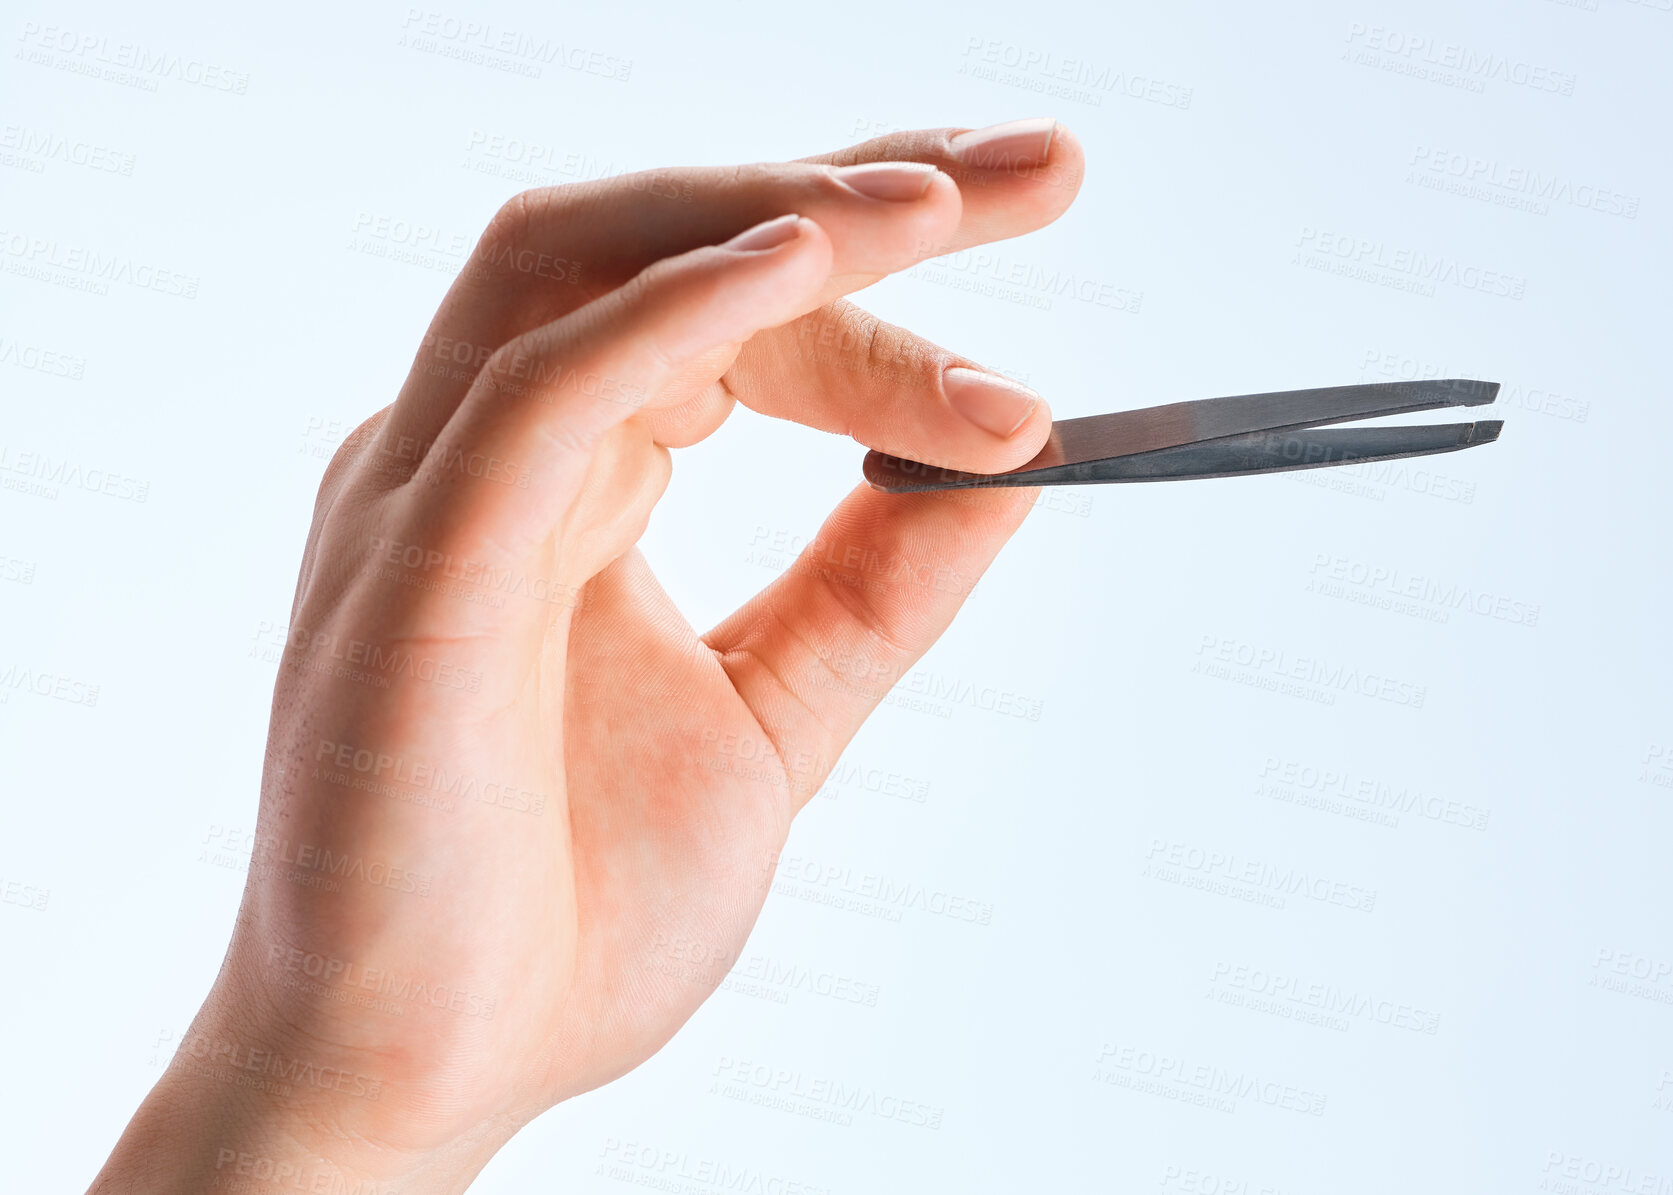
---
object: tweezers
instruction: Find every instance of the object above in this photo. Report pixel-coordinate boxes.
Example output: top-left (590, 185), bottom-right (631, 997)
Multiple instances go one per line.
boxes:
top-left (863, 379), bottom-right (1503, 493)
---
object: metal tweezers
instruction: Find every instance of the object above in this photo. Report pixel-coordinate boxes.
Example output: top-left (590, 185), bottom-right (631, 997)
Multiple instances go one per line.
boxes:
top-left (863, 379), bottom-right (1503, 493)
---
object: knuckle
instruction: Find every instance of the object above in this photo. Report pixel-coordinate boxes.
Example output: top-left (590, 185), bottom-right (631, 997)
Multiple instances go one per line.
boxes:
top-left (722, 162), bottom-right (764, 191)
top-left (483, 189), bottom-right (537, 246)
top-left (851, 313), bottom-right (887, 373)
top-left (482, 338), bottom-right (531, 391)
top-left (610, 262), bottom-right (662, 332)
top-left (833, 304), bottom-right (931, 389)
top-left (321, 408), bottom-right (390, 486)
top-left (474, 187), bottom-right (564, 266)
top-left (305, 408), bottom-right (390, 544)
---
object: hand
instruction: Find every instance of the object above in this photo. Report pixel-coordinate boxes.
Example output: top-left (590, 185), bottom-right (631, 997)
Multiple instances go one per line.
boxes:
top-left (90, 118), bottom-right (1083, 1193)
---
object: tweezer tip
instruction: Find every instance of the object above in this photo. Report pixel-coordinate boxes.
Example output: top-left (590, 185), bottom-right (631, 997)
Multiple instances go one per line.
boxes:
top-left (1469, 419), bottom-right (1504, 445)
top-left (1441, 378), bottom-right (1500, 406)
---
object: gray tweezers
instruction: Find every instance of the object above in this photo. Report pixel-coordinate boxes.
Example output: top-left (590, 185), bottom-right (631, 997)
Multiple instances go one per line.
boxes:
top-left (863, 379), bottom-right (1503, 493)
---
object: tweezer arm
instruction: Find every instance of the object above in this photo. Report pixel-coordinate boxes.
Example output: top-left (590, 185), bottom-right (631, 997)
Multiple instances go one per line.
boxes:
top-left (863, 379), bottom-right (1501, 493)
top-left (1029, 421), bottom-right (1502, 486)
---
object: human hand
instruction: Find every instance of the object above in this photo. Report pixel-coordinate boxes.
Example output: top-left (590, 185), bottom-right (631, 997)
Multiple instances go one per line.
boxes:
top-left (91, 118), bottom-right (1083, 1194)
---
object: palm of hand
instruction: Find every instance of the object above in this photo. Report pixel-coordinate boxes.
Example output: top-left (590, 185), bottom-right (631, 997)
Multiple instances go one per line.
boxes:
top-left (246, 418), bottom-right (812, 1150)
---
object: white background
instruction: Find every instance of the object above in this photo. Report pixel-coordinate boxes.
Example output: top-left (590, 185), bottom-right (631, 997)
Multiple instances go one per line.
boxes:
top-left (3, 0), bottom-right (1671, 1190)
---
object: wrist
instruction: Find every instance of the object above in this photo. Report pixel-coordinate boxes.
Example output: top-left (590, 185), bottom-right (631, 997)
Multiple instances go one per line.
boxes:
top-left (88, 989), bottom-right (517, 1195)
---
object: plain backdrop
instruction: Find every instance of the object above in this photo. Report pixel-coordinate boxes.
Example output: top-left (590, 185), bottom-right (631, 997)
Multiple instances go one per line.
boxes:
top-left (2, 0), bottom-right (1670, 1190)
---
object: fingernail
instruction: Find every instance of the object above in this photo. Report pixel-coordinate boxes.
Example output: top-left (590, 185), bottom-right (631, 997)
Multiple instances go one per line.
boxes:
top-left (831, 161), bottom-right (939, 201)
top-left (943, 366), bottom-right (1040, 438)
top-left (725, 213), bottom-right (804, 251)
top-left (948, 118), bottom-right (1056, 172)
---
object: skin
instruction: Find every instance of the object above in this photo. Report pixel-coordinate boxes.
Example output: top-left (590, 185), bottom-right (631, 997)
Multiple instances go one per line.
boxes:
top-left (89, 120), bottom-right (1085, 1193)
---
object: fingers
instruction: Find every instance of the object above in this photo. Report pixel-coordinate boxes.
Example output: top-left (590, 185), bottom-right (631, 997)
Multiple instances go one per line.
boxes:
top-left (375, 120), bottom-right (1083, 471)
top-left (798, 118), bottom-right (1084, 258)
top-left (720, 299), bottom-right (1053, 474)
top-left (376, 160), bottom-right (964, 465)
top-left (400, 215), bottom-right (834, 562)
top-left (703, 483), bottom-right (1038, 814)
